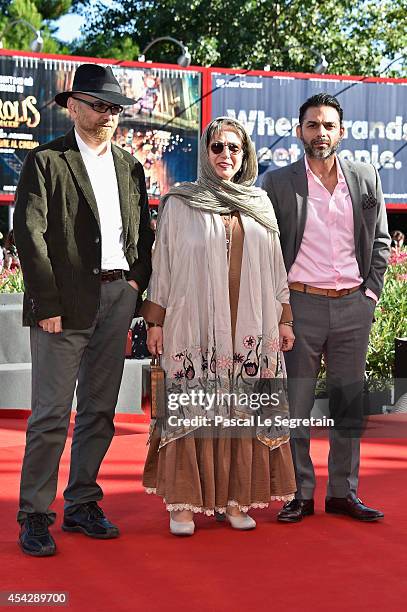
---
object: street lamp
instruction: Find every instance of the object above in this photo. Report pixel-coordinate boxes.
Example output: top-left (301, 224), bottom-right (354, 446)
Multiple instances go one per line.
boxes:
top-left (264, 46), bottom-right (328, 74)
top-left (138, 36), bottom-right (191, 67)
top-left (0, 18), bottom-right (44, 53)
top-left (314, 53), bottom-right (329, 74)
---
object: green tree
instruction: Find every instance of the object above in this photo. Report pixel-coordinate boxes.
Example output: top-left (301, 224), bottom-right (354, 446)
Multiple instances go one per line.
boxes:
top-left (71, 32), bottom-right (140, 61)
top-left (0, 0), bottom-right (71, 53)
top-left (71, 0), bottom-right (406, 76)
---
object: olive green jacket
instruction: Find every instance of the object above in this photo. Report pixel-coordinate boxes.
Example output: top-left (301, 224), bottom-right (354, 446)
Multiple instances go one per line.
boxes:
top-left (13, 128), bottom-right (154, 328)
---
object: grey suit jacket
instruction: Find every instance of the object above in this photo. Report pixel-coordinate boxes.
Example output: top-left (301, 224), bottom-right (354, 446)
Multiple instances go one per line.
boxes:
top-left (261, 156), bottom-right (391, 298)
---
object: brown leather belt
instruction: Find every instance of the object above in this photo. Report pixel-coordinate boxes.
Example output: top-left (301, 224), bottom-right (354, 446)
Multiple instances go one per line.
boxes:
top-left (289, 282), bottom-right (361, 298)
top-left (101, 269), bottom-right (125, 283)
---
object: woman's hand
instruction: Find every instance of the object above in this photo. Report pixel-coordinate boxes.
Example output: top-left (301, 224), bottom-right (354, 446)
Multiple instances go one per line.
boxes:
top-left (279, 323), bottom-right (295, 352)
top-left (147, 326), bottom-right (163, 356)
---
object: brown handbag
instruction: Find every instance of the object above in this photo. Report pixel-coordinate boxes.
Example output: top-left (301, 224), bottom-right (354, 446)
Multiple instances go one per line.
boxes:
top-left (149, 354), bottom-right (166, 419)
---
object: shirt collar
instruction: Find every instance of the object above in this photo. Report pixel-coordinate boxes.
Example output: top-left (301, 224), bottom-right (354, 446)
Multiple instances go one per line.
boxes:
top-left (304, 155), bottom-right (346, 184)
top-left (75, 129), bottom-right (112, 159)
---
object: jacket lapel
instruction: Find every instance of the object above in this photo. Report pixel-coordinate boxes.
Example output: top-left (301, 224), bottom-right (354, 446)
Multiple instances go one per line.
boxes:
top-left (291, 158), bottom-right (308, 257)
top-left (340, 158), bottom-right (362, 250)
top-left (112, 146), bottom-right (130, 244)
top-left (62, 129), bottom-right (100, 227)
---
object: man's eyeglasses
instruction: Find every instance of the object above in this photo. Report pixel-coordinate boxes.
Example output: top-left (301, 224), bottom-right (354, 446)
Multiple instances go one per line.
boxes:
top-left (210, 141), bottom-right (242, 155)
top-left (73, 97), bottom-right (124, 115)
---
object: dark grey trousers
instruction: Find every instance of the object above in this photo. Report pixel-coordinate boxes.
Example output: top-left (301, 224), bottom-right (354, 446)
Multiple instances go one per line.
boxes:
top-left (284, 289), bottom-right (376, 499)
top-left (18, 279), bottom-right (138, 524)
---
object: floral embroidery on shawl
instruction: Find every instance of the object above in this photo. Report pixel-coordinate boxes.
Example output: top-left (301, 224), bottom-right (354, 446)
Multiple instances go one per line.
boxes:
top-left (158, 330), bottom-right (290, 450)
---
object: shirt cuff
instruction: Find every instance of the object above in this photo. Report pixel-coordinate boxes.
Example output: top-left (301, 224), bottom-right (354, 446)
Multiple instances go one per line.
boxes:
top-left (365, 288), bottom-right (378, 302)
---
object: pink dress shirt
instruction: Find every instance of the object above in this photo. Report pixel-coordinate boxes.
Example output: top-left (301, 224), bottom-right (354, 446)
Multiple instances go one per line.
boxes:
top-left (288, 157), bottom-right (377, 301)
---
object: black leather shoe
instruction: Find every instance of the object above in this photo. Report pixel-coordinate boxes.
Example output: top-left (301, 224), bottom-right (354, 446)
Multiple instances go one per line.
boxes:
top-left (19, 513), bottom-right (56, 557)
top-left (277, 499), bottom-right (315, 523)
top-left (325, 493), bottom-right (384, 521)
top-left (62, 502), bottom-right (120, 539)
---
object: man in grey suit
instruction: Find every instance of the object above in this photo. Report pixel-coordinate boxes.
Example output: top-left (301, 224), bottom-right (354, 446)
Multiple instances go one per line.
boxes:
top-left (14, 64), bottom-right (154, 555)
top-left (262, 93), bottom-right (390, 522)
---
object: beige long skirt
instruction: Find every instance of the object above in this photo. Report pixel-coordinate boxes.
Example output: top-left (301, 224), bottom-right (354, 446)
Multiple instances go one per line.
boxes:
top-left (143, 426), bottom-right (296, 515)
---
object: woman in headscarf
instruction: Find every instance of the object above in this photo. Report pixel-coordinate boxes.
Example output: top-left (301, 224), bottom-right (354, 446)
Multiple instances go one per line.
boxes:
top-left (141, 117), bottom-right (296, 535)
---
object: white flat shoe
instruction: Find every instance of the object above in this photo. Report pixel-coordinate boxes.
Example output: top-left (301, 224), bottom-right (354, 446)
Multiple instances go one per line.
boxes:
top-left (170, 517), bottom-right (195, 536)
top-left (226, 513), bottom-right (256, 530)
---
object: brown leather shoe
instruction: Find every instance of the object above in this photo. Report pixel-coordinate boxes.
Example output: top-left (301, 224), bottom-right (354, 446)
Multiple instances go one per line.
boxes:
top-left (325, 493), bottom-right (384, 521)
top-left (277, 499), bottom-right (314, 523)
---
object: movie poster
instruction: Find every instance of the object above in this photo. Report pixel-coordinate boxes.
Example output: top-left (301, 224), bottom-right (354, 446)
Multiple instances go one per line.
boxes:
top-left (112, 66), bottom-right (200, 197)
top-left (0, 54), bottom-right (201, 199)
top-left (0, 56), bottom-right (71, 195)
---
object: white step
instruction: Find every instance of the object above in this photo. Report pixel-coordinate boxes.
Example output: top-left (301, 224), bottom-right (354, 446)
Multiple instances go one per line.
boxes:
top-left (0, 359), bottom-right (150, 413)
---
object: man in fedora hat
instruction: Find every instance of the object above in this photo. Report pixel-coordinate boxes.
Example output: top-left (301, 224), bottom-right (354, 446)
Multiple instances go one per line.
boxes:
top-left (14, 63), bottom-right (154, 556)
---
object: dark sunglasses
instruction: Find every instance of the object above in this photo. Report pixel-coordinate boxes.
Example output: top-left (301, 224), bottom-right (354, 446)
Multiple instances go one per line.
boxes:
top-left (210, 141), bottom-right (242, 155)
top-left (73, 97), bottom-right (124, 115)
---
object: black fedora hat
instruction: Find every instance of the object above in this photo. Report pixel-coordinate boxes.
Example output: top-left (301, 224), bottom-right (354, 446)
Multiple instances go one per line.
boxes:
top-left (55, 63), bottom-right (136, 108)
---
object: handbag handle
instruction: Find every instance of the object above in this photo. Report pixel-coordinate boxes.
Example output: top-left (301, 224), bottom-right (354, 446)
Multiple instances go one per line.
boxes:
top-left (151, 354), bottom-right (161, 367)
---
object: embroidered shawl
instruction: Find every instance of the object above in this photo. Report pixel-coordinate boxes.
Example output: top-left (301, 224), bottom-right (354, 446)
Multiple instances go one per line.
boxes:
top-left (146, 195), bottom-right (291, 449)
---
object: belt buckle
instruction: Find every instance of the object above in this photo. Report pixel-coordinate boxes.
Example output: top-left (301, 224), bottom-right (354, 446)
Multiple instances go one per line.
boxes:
top-left (101, 269), bottom-right (118, 283)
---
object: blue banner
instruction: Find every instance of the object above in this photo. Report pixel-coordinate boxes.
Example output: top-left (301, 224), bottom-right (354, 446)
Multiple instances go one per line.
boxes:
top-left (211, 72), bottom-right (407, 204)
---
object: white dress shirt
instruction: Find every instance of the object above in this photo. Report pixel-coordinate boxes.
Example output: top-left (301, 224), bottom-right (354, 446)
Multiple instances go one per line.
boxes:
top-left (75, 130), bottom-right (129, 271)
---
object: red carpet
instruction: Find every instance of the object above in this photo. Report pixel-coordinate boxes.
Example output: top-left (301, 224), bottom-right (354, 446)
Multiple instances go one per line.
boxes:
top-left (1, 414), bottom-right (407, 611)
